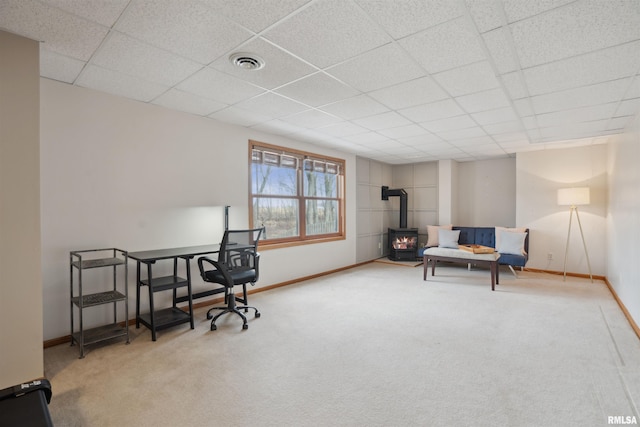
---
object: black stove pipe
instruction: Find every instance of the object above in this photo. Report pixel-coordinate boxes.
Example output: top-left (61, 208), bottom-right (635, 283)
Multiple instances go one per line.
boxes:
top-left (381, 186), bottom-right (407, 228)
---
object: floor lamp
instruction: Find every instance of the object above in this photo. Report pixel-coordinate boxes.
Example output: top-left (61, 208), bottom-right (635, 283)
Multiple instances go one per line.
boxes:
top-left (557, 187), bottom-right (593, 283)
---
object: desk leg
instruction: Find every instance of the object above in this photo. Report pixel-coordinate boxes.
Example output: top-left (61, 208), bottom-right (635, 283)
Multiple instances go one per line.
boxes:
top-left (496, 262), bottom-right (500, 285)
top-left (147, 262), bottom-right (157, 341)
top-left (135, 261), bottom-right (141, 329)
top-left (185, 257), bottom-right (194, 330)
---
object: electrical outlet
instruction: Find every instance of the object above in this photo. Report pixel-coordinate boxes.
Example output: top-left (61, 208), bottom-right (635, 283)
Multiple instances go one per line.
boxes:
top-left (547, 253), bottom-right (553, 261)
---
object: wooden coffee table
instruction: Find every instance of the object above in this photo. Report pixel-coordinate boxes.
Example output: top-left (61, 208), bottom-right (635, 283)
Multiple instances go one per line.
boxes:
top-left (423, 247), bottom-right (501, 291)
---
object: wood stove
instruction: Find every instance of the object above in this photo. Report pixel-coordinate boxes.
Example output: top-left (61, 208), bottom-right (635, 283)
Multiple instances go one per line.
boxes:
top-left (382, 185), bottom-right (418, 261)
top-left (388, 228), bottom-right (419, 261)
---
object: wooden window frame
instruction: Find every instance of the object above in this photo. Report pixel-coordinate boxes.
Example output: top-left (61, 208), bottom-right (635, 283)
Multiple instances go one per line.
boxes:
top-left (249, 140), bottom-right (346, 249)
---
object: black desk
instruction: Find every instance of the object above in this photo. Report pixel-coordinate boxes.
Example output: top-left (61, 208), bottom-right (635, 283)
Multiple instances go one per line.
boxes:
top-left (129, 244), bottom-right (220, 341)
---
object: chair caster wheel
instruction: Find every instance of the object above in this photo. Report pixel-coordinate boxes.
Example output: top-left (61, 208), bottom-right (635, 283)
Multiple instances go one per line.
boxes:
top-left (211, 324), bottom-right (217, 331)
top-left (242, 324), bottom-right (248, 330)
top-left (255, 312), bottom-right (261, 318)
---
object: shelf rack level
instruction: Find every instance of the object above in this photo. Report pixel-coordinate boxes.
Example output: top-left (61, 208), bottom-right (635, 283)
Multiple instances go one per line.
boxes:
top-left (70, 248), bottom-right (130, 358)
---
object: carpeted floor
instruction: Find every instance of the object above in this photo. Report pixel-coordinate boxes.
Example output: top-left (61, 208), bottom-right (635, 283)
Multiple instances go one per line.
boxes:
top-left (44, 263), bottom-right (640, 426)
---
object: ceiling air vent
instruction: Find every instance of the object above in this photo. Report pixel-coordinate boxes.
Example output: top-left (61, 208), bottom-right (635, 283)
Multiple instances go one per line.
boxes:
top-left (229, 52), bottom-right (265, 70)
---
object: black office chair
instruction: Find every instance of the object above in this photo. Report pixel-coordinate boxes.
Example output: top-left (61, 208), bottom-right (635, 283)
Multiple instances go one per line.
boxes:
top-left (197, 227), bottom-right (264, 330)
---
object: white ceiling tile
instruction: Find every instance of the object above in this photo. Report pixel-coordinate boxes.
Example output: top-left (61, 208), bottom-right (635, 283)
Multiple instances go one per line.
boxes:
top-left (465, 0), bottom-right (504, 33)
top-left (433, 61), bottom-right (500, 96)
top-left (275, 72), bottom-right (359, 107)
top-left (280, 109), bottom-right (342, 129)
top-left (606, 116), bottom-right (634, 130)
top-left (399, 17), bottom-right (486, 74)
top-left (460, 142), bottom-right (503, 152)
top-left (115, 0), bottom-right (252, 64)
top-left (498, 138), bottom-right (532, 148)
top-left (251, 119), bottom-right (305, 135)
top-left (376, 141), bottom-right (418, 153)
top-left (0, 0), bottom-right (109, 61)
top-left (327, 43), bottom-right (426, 92)
top-left (483, 121), bottom-right (525, 135)
top-left (75, 64), bottom-right (168, 102)
top-left (353, 111), bottom-right (412, 131)
top-left (177, 67), bottom-right (265, 104)
top-left (493, 132), bottom-right (530, 143)
top-left (471, 107), bottom-right (519, 125)
top-left (92, 32), bottom-right (202, 86)
top-left (511, 0), bottom-right (640, 68)
top-left (368, 76), bottom-right (449, 110)
top-left (209, 106), bottom-right (271, 127)
top-left (356, 0), bottom-right (464, 39)
top-left (531, 78), bottom-right (632, 114)
top-left (318, 121), bottom-right (370, 137)
top-left (501, 71), bottom-right (529, 100)
top-left (521, 116), bottom-right (538, 130)
top-left (377, 124), bottom-right (430, 139)
top-left (396, 134), bottom-right (444, 147)
top-left (536, 102), bottom-right (619, 128)
top-left (615, 98), bottom-right (640, 117)
top-left (455, 88), bottom-right (510, 113)
top-left (482, 27), bottom-right (519, 74)
top-left (421, 114), bottom-right (477, 133)
top-left (436, 126), bottom-right (488, 141)
top-left (360, 140), bottom-right (397, 151)
top-left (209, 37), bottom-right (316, 90)
top-left (233, 92), bottom-right (308, 118)
top-left (524, 41), bottom-right (640, 96)
top-left (200, 0), bottom-right (310, 32)
top-left (427, 145), bottom-right (465, 154)
top-left (40, 48), bottom-right (85, 83)
top-left (625, 75), bottom-right (640, 99)
top-left (41, 0), bottom-right (129, 26)
top-left (342, 132), bottom-right (389, 144)
top-left (320, 95), bottom-right (390, 120)
top-left (504, 0), bottom-right (577, 23)
top-left (152, 89), bottom-right (227, 116)
top-left (451, 136), bottom-right (495, 147)
top-left (399, 98), bottom-right (465, 122)
top-left (513, 98), bottom-right (534, 116)
top-left (538, 119), bottom-right (611, 139)
top-left (263, 0), bottom-right (390, 68)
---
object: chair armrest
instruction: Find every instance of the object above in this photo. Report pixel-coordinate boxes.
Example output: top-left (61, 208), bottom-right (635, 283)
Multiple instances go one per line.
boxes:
top-left (197, 256), bottom-right (234, 286)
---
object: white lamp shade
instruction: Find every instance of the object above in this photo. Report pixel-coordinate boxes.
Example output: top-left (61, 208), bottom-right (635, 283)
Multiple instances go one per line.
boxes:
top-left (557, 187), bottom-right (590, 206)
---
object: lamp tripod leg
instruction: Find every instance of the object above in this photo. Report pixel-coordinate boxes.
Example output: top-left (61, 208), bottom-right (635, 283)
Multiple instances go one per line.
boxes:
top-left (562, 207), bottom-right (574, 281)
top-left (574, 208), bottom-right (593, 283)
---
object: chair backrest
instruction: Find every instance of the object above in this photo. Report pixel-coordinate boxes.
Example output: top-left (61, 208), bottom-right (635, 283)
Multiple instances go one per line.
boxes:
top-left (218, 227), bottom-right (264, 269)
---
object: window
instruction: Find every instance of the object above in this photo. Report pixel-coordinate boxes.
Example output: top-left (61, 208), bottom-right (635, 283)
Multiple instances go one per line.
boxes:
top-left (249, 140), bottom-right (345, 246)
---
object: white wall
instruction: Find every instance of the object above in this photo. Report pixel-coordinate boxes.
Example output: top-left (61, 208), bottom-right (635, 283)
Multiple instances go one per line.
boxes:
top-left (0, 31), bottom-right (43, 388)
top-left (457, 158), bottom-right (516, 227)
top-left (607, 112), bottom-right (640, 327)
top-left (516, 145), bottom-right (608, 275)
top-left (40, 79), bottom-right (356, 341)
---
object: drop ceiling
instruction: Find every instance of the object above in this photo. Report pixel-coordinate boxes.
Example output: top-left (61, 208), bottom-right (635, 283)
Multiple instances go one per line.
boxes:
top-left (1, 0), bottom-right (639, 164)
